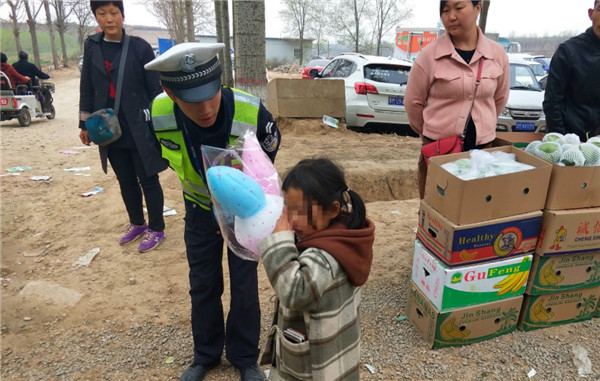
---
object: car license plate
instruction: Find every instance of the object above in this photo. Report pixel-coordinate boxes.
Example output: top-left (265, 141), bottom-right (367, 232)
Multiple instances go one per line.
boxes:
top-left (388, 96), bottom-right (404, 106)
top-left (515, 122), bottom-right (535, 131)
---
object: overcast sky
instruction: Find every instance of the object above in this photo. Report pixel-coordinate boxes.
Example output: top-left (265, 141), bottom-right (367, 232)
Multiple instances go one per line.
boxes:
top-left (124, 0), bottom-right (595, 39)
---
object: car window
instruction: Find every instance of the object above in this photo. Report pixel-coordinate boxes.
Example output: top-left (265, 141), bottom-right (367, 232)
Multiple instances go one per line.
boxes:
top-left (320, 60), bottom-right (339, 78)
top-left (510, 64), bottom-right (542, 90)
top-left (364, 64), bottom-right (410, 85)
top-left (331, 59), bottom-right (356, 78)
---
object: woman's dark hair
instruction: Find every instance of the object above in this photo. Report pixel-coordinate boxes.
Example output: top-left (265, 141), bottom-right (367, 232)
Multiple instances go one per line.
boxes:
top-left (282, 158), bottom-right (366, 230)
top-left (0, 53), bottom-right (7, 63)
top-left (440, 0), bottom-right (481, 16)
top-left (90, 1), bottom-right (124, 17)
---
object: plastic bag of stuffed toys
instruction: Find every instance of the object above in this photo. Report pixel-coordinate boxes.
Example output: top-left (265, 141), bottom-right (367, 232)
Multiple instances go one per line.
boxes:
top-left (441, 149), bottom-right (535, 180)
top-left (524, 133), bottom-right (600, 166)
top-left (201, 129), bottom-right (283, 261)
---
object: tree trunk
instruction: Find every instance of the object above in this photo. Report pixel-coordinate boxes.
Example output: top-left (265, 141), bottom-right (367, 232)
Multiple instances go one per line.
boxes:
top-left (185, 0), bottom-right (195, 42)
top-left (479, 0), bottom-right (490, 34)
top-left (43, 0), bottom-right (60, 69)
top-left (24, 0), bottom-right (42, 68)
top-left (232, 0), bottom-right (267, 100)
top-left (54, 0), bottom-right (70, 68)
top-left (8, 0), bottom-right (23, 55)
top-left (215, 0), bottom-right (233, 88)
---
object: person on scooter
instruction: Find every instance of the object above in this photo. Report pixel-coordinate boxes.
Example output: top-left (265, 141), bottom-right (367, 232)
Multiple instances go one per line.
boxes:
top-left (1, 52), bottom-right (30, 91)
top-left (13, 51), bottom-right (50, 87)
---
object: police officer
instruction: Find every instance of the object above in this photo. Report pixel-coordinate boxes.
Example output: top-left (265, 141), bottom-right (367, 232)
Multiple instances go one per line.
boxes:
top-left (145, 43), bottom-right (280, 381)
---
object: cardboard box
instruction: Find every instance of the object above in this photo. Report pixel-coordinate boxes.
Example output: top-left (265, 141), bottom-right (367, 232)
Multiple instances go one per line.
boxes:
top-left (535, 207), bottom-right (600, 255)
top-left (526, 251), bottom-right (600, 295)
top-left (424, 146), bottom-right (552, 225)
top-left (493, 132), bottom-right (545, 148)
top-left (517, 286), bottom-right (600, 331)
top-left (411, 240), bottom-right (532, 310)
top-left (417, 200), bottom-right (541, 266)
top-left (406, 282), bottom-right (522, 349)
top-left (545, 165), bottom-right (600, 210)
top-left (266, 78), bottom-right (346, 118)
top-left (596, 300), bottom-right (600, 318)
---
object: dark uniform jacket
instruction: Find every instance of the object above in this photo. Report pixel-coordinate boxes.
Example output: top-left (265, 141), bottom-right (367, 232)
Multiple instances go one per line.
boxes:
top-left (543, 28), bottom-right (600, 141)
top-left (79, 30), bottom-right (167, 175)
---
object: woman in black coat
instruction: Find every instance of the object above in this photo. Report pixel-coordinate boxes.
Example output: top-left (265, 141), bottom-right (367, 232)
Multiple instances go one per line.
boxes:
top-left (78, 0), bottom-right (168, 253)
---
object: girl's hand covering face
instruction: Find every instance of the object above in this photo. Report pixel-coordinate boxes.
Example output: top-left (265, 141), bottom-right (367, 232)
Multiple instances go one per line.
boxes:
top-left (273, 206), bottom-right (291, 234)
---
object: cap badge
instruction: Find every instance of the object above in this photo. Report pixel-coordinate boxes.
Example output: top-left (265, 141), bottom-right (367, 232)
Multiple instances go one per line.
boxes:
top-left (180, 53), bottom-right (197, 73)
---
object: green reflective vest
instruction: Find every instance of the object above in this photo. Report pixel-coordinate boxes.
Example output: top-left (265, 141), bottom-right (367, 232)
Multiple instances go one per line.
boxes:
top-left (151, 88), bottom-right (260, 210)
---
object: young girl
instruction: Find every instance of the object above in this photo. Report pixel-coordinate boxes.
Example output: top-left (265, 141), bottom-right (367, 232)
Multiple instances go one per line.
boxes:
top-left (258, 158), bottom-right (375, 381)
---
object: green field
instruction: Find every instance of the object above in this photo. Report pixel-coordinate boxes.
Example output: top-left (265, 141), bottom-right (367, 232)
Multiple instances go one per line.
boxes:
top-left (1, 27), bottom-right (82, 66)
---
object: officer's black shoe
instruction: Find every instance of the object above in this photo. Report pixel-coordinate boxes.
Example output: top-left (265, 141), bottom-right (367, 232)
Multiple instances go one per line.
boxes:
top-left (239, 363), bottom-right (265, 381)
top-left (180, 360), bottom-right (219, 381)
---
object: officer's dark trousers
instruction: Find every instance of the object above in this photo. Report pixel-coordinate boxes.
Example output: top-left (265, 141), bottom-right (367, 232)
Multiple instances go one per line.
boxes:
top-left (183, 198), bottom-right (261, 369)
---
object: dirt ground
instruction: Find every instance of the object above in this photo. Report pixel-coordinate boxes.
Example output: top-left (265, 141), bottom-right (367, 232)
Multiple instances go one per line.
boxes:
top-left (1, 66), bottom-right (598, 381)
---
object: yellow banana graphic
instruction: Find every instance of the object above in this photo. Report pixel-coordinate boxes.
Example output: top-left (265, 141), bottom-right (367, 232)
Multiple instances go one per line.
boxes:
top-left (440, 317), bottom-right (471, 340)
top-left (459, 250), bottom-right (478, 261)
top-left (539, 260), bottom-right (564, 286)
top-left (494, 272), bottom-right (523, 295)
top-left (529, 298), bottom-right (555, 323)
top-left (509, 271), bottom-right (528, 293)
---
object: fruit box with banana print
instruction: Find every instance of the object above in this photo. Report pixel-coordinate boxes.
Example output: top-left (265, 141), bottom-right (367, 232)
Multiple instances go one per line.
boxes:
top-left (406, 282), bottom-right (523, 349)
top-left (535, 207), bottom-right (600, 256)
top-left (417, 200), bottom-right (542, 267)
top-left (518, 286), bottom-right (600, 331)
top-left (526, 251), bottom-right (600, 295)
top-left (411, 240), bottom-right (533, 311)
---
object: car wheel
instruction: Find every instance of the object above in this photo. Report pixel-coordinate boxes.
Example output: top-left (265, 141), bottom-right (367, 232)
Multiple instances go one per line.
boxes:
top-left (46, 105), bottom-right (56, 120)
top-left (17, 107), bottom-right (31, 127)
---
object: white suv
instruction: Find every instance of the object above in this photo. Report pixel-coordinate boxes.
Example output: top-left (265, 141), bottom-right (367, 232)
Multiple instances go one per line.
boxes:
top-left (311, 53), bottom-right (413, 133)
top-left (496, 55), bottom-right (546, 133)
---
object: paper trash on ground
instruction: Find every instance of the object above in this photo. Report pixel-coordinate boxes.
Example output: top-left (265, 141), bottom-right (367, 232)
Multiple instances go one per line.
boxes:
top-left (80, 187), bottom-right (103, 197)
top-left (73, 247), bottom-right (100, 267)
top-left (64, 166), bottom-right (91, 172)
top-left (60, 150), bottom-right (79, 155)
top-left (6, 166), bottom-right (32, 173)
top-left (30, 176), bottom-right (51, 181)
top-left (365, 364), bottom-right (376, 374)
top-left (322, 115), bottom-right (339, 128)
top-left (144, 205), bottom-right (177, 216)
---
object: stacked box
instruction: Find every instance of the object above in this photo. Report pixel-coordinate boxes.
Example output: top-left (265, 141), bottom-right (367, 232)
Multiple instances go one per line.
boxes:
top-left (492, 132), bottom-right (600, 328)
top-left (407, 146), bottom-right (552, 347)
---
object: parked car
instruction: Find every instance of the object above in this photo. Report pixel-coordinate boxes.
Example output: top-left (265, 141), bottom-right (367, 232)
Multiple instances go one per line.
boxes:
top-left (538, 74), bottom-right (548, 90)
top-left (310, 53), bottom-right (413, 133)
top-left (302, 58), bottom-right (331, 79)
top-left (532, 56), bottom-right (551, 72)
top-left (496, 55), bottom-right (546, 133)
top-left (507, 53), bottom-right (547, 80)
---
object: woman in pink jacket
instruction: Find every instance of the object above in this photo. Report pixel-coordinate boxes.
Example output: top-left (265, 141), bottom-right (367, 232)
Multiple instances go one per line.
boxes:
top-left (404, 0), bottom-right (510, 198)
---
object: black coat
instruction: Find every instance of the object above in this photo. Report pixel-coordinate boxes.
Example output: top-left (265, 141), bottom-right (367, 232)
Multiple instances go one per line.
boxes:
top-left (543, 28), bottom-right (600, 141)
top-left (79, 30), bottom-right (167, 175)
top-left (12, 59), bottom-right (50, 87)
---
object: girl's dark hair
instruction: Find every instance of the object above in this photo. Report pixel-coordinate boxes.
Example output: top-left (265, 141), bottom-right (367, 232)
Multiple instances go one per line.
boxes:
top-left (282, 158), bottom-right (366, 230)
top-left (90, 1), bottom-right (124, 17)
top-left (440, 0), bottom-right (481, 16)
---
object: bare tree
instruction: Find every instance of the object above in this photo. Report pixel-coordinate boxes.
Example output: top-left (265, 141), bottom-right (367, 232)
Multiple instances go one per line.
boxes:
top-left (5, 0), bottom-right (24, 55)
top-left (372, 0), bottom-right (412, 55)
top-left (145, 0), bottom-right (214, 43)
top-left (232, 0), bottom-right (267, 100)
top-left (23, 0), bottom-right (44, 67)
top-left (308, 3), bottom-right (329, 58)
top-left (280, 0), bottom-right (313, 65)
top-left (333, 0), bottom-right (369, 53)
top-left (185, 0), bottom-right (195, 42)
top-left (42, 0), bottom-right (59, 69)
top-left (71, 0), bottom-right (94, 54)
top-left (50, 0), bottom-right (76, 68)
top-left (479, 0), bottom-right (490, 34)
top-left (214, 0), bottom-right (233, 87)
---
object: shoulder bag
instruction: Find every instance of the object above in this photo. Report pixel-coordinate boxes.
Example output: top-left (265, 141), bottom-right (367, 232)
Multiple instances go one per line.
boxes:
top-left (422, 58), bottom-right (484, 165)
top-left (85, 34), bottom-right (130, 146)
